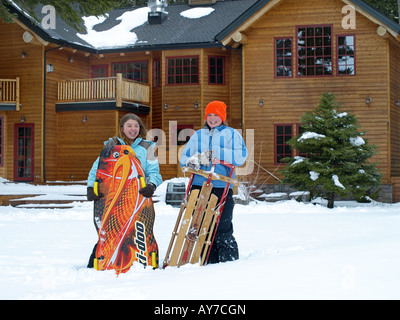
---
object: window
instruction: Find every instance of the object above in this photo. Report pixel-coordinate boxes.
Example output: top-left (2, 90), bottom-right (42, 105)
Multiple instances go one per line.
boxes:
top-left (275, 38), bottom-right (292, 77)
top-left (112, 61), bottom-right (148, 83)
top-left (297, 25), bottom-right (332, 77)
top-left (209, 56), bottom-right (225, 84)
top-left (0, 116), bottom-right (3, 166)
top-left (337, 35), bottom-right (355, 76)
top-left (91, 65), bottom-right (108, 78)
top-left (167, 56), bottom-right (199, 85)
top-left (275, 124), bottom-right (293, 164)
top-left (153, 59), bottom-right (161, 87)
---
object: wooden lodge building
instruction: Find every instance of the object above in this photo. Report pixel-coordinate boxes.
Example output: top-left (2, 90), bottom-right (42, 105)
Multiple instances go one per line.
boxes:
top-left (1, 0), bottom-right (400, 202)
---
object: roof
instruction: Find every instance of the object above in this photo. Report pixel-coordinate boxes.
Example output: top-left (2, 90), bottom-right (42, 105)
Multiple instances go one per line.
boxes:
top-left (8, 0), bottom-right (400, 54)
top-left (8, 0), bottom-right (258, 53)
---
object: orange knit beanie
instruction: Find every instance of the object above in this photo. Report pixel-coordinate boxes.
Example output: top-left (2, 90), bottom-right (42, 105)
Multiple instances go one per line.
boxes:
top-left (204, 100), bottom-right (227, 122)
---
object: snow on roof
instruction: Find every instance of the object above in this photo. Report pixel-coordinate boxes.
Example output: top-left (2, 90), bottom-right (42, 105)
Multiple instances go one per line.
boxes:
top-left (77, 7), bottom-right (150, 49)
top-left (75, 6), bottom-right (216, 49)
top-left (180, 7), bottom-right (215, 19)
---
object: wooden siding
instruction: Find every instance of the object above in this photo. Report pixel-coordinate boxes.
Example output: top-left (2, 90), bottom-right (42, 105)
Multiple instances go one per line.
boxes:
top-left (0, 21), bottom-right (44, 181)
top-left (56, 110), bottom-right (117, 180)
top-left (45, 47), bottom-right (91, 181)
top-left (389, 40), bottom-right (400, 177)
top-left (242, 0), bottom-right (391, 184)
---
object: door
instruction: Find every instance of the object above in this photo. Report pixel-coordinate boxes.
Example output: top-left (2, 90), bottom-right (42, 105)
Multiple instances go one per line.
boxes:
top-left (14, 123), bottom-right (34, 182)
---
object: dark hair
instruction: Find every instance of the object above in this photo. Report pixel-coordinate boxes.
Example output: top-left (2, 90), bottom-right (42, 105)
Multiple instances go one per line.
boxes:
top-left (118, 113), bottom-right (147, 145)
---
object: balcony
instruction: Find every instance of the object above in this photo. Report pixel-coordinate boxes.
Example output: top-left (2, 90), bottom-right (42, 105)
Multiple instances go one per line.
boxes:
top-left (0, 77), bottom-right (20, 111)
top-left (56, 73), bottom-right (150, 113)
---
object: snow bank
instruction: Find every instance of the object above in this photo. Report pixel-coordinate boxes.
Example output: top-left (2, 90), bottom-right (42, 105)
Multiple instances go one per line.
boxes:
top-left (1, 178), bottom-right (400, 300)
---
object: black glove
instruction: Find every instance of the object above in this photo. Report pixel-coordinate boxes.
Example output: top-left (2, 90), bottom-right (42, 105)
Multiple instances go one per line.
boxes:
top-left (139, 183), bottom-right (156, 198)
top-left (87, 187), bottom-right (101, 201)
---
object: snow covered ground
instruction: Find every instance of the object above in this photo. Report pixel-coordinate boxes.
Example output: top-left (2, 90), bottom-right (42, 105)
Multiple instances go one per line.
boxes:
top-left (0, 177), bottom-right (400, 300)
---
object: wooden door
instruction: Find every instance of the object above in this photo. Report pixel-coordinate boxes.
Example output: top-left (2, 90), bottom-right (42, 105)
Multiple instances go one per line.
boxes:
top-left (14, 123), bottom-right (34, 182)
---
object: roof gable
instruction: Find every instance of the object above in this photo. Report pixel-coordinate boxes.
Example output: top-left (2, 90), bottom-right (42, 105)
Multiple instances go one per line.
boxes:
top-left (216, 0), bottom-right (400, 44)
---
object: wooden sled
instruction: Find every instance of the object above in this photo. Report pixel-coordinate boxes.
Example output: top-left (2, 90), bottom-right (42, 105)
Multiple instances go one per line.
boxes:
top-left (162, 160), bottom-right (239, 268)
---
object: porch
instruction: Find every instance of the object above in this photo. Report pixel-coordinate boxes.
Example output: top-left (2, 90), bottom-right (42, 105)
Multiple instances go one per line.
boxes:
top-left (56, 73), bottom-right (150, 113)
top-left (0, 77), bottom-right (20, 110)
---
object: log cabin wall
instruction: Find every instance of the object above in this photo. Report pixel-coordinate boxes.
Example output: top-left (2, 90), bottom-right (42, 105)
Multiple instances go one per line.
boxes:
top-left (0, 21), bottom-right (44, 182)
top-left (389, 40), bottom-right (400, 178)
top-left (241, 0), bottom-right (391, 185)
top-left (46, 47), bottom-right (91, 181)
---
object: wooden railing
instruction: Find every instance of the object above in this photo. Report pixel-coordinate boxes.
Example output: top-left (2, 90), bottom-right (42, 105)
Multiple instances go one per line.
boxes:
top-left (57, 73), bottom-right (150, 107)
top-left (0, 77), bottom-right (20, 110)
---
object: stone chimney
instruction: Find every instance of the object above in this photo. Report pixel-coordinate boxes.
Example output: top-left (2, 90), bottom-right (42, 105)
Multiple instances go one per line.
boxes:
top-left (148, 0), bottom-right (168, 25)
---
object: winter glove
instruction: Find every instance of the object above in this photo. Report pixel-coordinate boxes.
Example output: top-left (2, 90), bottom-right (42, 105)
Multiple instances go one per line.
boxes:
top-left (87, 187), bottom-right (101, 201)
top-left (186, 151), bottom-right (213, 170)
top-left (186, 153), bottom-right (201, 170)
top-left (139, 183), bottom-right (156, 198)
top-left (200, 150), bottom-right (212, 167)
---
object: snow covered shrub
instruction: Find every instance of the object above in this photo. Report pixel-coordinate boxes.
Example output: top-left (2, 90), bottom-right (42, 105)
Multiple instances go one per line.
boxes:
top-left (281, 92), bottom-right (381, 208)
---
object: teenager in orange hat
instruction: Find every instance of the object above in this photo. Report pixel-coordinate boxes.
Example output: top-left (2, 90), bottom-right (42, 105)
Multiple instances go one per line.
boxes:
top-left (180, 100), bottom-right (248, 264)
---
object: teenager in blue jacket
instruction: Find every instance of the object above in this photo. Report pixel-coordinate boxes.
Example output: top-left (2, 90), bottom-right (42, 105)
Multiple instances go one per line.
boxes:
top-left (180, 100), bottom-right (248, 264)
top-left (87, 113), bottom-right (162, 200)
top-left (86, 113), bottom-right (162, 267)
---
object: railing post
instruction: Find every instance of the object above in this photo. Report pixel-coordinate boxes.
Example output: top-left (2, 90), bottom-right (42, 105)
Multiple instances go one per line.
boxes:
top-left (116, 73), bottom-right (122, 107)
top-left (15, 77), bottom-right (20, 111)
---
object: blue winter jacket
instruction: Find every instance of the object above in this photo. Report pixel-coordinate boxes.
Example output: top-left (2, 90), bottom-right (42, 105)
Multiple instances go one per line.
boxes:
top-left (180, 125), bottom-right (248, 188)
top-left (87, 137), bottom-right (162, 188)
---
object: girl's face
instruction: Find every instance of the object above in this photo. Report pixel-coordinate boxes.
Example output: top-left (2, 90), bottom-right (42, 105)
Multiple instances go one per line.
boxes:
top-left (206, 113), bottom-right (223, 128)
top-left (122, 119), bottom-right (140, 142)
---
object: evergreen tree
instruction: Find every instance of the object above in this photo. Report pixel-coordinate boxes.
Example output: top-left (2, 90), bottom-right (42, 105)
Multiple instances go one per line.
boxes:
top-left (363, 0), bottom-right (398, 23)
top-left (0, 0), bottom-right (134, 32)
top-left (282, 92), bottom-right (381, 208)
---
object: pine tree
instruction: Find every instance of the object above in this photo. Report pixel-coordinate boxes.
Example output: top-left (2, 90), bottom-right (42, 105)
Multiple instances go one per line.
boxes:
top-left (1, 0), bottom-right (134, 32)
top-left (282, 92), bottom-right (381, 208)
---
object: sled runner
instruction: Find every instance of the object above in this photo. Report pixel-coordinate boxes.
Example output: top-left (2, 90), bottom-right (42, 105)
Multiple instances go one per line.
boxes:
top-left (93, 144), bottom-right (158, 275)
top-left (162, 160), bottom-right (238, 268)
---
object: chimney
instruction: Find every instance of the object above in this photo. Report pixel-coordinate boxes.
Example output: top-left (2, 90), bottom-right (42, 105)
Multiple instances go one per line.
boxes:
top-left (148, 0), bottom-right (168, 25)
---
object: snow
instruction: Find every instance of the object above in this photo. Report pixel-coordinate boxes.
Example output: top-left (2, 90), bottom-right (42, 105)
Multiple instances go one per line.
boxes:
top-left (180, 7), bottom-right (215, 19)
top-left (77, 7), bottom-right (150, 49)
top-left (332, 174), bottom-right (345, 189)
top-left (335, 112), bottom-right (348, 118)
top-left (350, 136), bottom-right (365, 146)
top-left (75, 6), bottom-right (216, 49)
top-left (291, 156), bottom-right (305, 166)
top-left (1, 178), bottom-right (400, 300)
top-left (298, 131), bottom-right (326, 141)
top-left (310, 171), bottom-right (320, 181)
